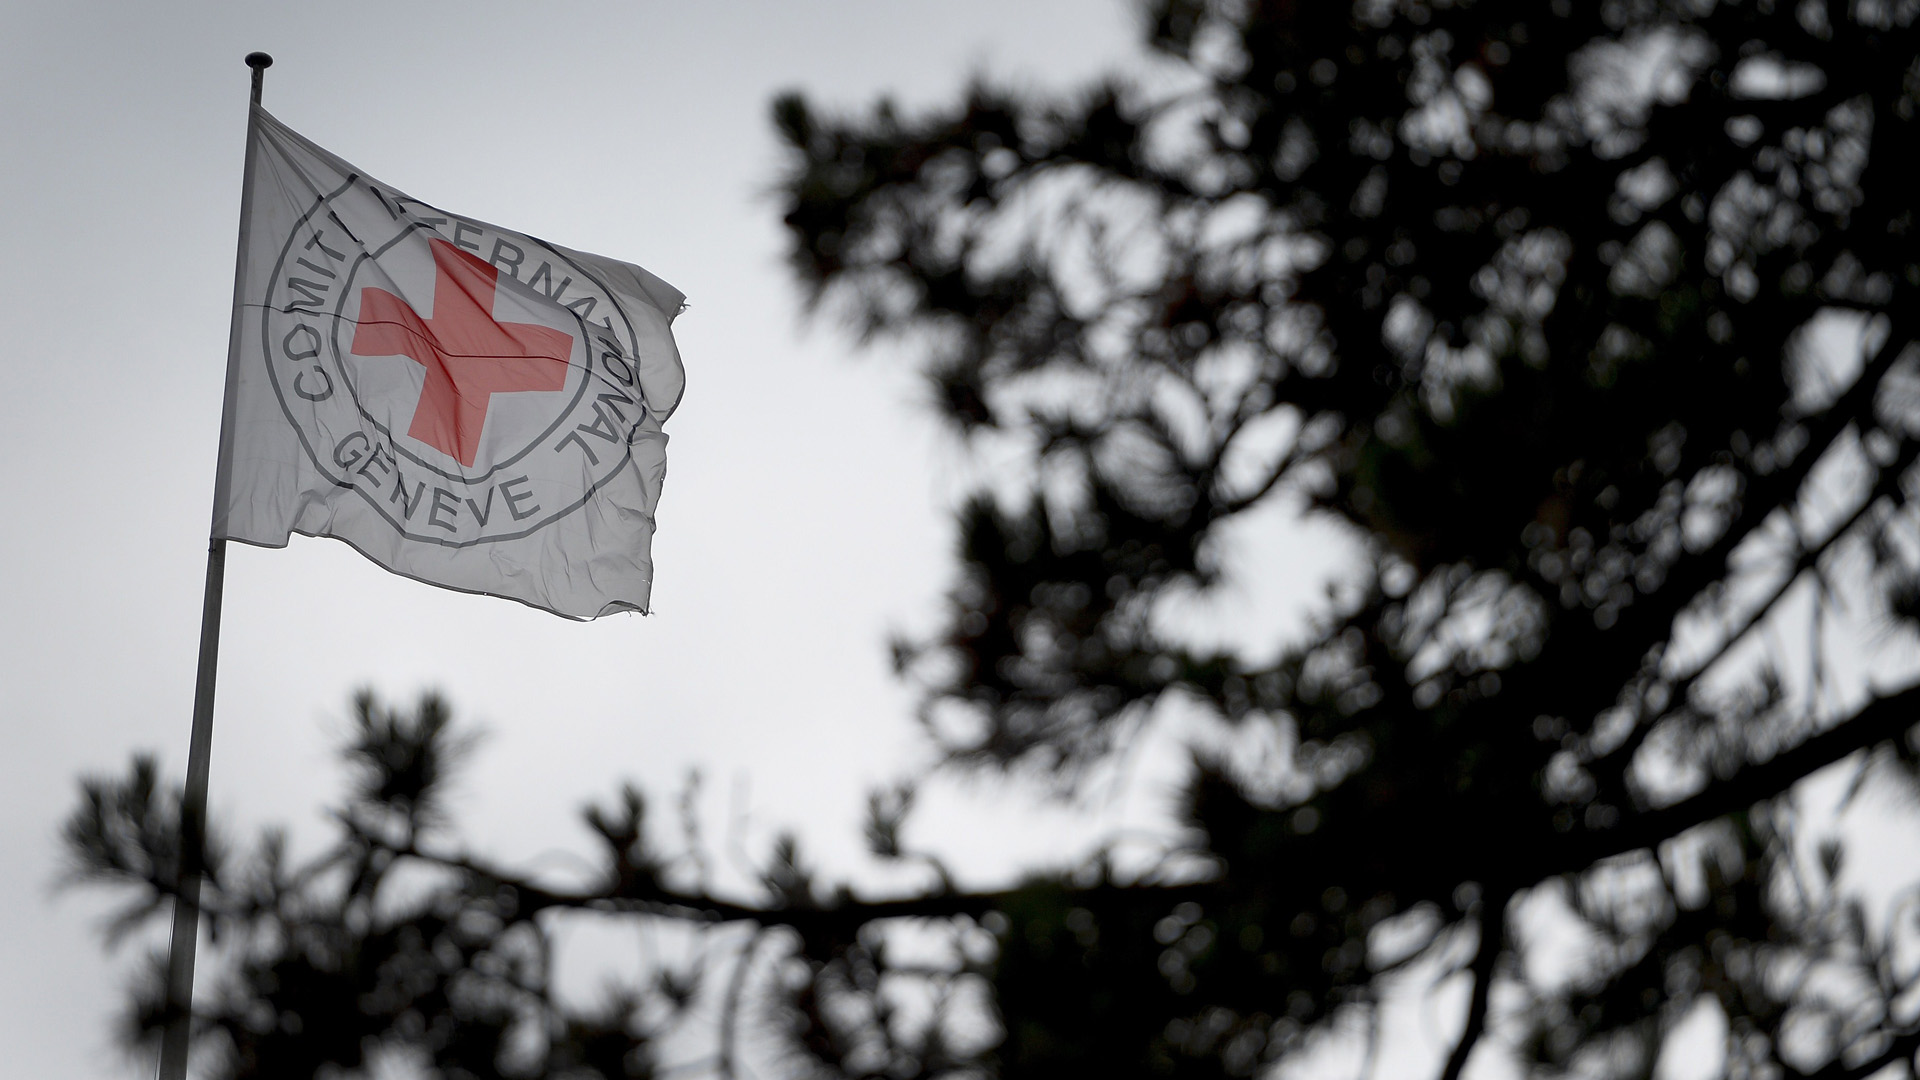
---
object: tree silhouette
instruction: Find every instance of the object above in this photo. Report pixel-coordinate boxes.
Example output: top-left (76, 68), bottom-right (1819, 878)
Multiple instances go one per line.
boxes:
top-left (69, 1), bottom-right (1920, 1077)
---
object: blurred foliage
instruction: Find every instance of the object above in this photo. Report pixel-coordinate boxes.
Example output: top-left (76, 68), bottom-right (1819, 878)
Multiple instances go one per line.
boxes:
top-left (69, 0), bottom-right (1920, 1076)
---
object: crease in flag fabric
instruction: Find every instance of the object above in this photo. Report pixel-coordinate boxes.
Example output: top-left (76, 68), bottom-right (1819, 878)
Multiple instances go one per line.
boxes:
top-left (214, 106), bottom-right (686, 619)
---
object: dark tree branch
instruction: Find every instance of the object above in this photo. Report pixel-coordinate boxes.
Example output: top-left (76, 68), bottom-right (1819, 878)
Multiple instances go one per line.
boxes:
top-left (1555, 682), bottom-right (1920, 877)
top-left (1549, 312), bottom-right (1915, 760)
top-left (1591, 427), bottom-right (1920, 800)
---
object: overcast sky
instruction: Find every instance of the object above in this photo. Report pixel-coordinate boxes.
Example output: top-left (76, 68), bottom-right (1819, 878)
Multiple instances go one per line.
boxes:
top-left (0, 3), bottom-right (1368, 1077)
top-left (14, 5), bottom-right (1920, 1080)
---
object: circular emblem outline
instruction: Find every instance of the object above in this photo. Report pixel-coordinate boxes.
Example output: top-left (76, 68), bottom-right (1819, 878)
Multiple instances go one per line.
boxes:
top-left (259, 176), bottom-right (653, 549)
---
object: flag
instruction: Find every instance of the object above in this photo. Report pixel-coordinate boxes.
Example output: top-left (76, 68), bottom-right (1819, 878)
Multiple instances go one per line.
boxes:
top-left (213, 106), bottom-right (686, 618)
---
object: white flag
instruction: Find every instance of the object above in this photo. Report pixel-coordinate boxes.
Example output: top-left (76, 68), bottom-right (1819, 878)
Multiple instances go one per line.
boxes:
top-left (214, 106), bottom-right (686, 618)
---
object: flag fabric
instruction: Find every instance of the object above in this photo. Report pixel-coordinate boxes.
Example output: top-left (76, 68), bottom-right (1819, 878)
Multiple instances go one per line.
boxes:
top-left (213, 106), bottom-right (686, 618)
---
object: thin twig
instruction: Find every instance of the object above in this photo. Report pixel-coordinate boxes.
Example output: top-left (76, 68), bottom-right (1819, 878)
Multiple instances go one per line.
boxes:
top-left (718, 926), bottom-right (768, 1080)
top-left (1791, 1025), bottom-right (1920, 1080)
top-left (1438, 887), bottom-right (1509, 1080)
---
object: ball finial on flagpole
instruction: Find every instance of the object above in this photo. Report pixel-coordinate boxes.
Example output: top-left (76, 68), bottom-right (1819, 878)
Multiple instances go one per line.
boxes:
top-left (245, 51), bottom-right (272, 105)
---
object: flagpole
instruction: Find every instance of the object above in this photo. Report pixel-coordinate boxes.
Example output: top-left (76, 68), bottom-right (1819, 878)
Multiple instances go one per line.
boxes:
top-left (155, 50), bottom-right (271, 1080)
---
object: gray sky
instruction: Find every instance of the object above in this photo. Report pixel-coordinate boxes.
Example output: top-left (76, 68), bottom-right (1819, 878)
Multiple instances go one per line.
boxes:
top-left (0, 3), bottom-right (1180, 1075)
top-left (9, 5), bottom-right (1918, 1080)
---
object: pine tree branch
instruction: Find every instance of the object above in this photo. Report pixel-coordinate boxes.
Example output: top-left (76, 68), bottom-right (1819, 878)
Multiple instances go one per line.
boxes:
top-left (410, 682), bottom-right (1920, 949)
top-left (425, 844), bottom-right (1212, 941)
top-left (1590, 428), bottom-right (1920, 801)
top-left (1551, 681), bottom-right (1920, 877)
top-left (1526, 311), bottom-right (1912, 767)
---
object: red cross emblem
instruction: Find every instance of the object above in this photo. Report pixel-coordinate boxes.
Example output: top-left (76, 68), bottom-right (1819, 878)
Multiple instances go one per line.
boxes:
top-left (351, 238), bottom-right (574, 467)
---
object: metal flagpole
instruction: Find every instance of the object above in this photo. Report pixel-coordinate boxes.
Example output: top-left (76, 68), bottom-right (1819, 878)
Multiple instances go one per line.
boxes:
top-left (155, 50), bottom-right (271, 1080)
